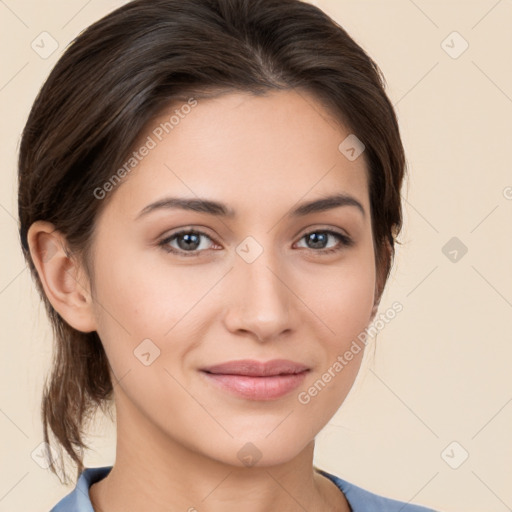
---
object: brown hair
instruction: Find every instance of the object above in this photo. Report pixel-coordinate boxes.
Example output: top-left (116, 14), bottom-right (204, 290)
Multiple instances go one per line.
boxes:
top-left (18, 0), bottom-right (406, 484)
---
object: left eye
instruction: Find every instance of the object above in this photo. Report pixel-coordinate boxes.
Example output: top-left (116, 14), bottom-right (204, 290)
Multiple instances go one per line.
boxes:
top-left (295, 230), bottom-right (353, 253)
top-left (158, 229), bottom-right (353, 257)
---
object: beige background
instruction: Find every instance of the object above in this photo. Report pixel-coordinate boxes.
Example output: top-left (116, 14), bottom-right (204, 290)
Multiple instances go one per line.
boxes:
top-left (1, 0), bottom-right (511, 510)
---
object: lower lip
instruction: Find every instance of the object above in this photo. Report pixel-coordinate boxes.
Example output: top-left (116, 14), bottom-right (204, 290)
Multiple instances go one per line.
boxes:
top-left (200, 371), bottom-right (309, 400)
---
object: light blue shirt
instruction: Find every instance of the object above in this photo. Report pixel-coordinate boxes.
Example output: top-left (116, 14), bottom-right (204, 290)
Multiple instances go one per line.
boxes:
top-left (50, 466), bottom-right (439, 511)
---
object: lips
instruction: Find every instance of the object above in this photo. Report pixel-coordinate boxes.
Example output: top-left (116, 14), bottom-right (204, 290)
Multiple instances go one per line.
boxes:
top-left (200, 359), bottom-right (310, 377)
top-left (199, 359), bottom-right (311, 400)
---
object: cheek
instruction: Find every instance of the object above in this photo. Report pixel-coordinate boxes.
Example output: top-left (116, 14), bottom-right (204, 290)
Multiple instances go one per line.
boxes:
top-left (293, 271), bottom-right (373, 429)
top-left (296, 250), bottom-right (376, 342)
top-left (91, 248), bottom-right (198, 336)
top-left (319, 271), bottom-right (374, 320)
top-left (89, 246), bottom-right (221, 383)
top-left (292, 249), bottom-right (375, 404)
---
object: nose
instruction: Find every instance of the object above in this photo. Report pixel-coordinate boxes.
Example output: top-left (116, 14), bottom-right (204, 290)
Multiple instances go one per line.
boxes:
top-left (223, 250), bottom-right (295, 343)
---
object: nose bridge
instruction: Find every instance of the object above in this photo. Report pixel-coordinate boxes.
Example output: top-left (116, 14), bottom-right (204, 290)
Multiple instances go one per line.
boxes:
top-left (225, 237), bottom-right (293, 340)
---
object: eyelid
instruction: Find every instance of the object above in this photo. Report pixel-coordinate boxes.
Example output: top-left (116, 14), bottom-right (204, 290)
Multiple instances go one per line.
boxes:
top-left (295, 224), bottom-right (351, 240)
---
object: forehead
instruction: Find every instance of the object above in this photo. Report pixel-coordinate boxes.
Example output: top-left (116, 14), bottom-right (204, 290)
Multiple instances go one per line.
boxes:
top-left (104, 89), bottom-right (369, 222)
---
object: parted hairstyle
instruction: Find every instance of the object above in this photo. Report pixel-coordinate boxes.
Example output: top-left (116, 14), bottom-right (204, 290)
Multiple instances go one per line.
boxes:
top-left (18, 0), bottom-right (407, 484)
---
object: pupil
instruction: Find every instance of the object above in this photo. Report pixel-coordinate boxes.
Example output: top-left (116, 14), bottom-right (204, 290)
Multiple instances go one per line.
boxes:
top-left (308, 232), bottom-right (327, 249)
top-left (179, 233), bottom-right (200, 250)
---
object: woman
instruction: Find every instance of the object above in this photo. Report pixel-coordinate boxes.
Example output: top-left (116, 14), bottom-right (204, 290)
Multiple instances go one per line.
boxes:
top-left (19, 0), bottom-right (440, 510)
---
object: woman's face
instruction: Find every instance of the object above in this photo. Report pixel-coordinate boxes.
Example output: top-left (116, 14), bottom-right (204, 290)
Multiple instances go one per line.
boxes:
top-left (87, 89), bottom-right (378, 467)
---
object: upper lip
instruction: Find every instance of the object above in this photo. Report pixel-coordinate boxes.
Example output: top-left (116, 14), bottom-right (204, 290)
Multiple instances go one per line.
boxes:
top-left (200, 359), bottom-right (310, 377)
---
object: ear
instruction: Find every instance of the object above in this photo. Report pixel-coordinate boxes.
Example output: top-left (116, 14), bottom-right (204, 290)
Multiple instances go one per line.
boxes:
top-left (27, 220), bottom-right (97, 333)
top-left (369, 238), bottom-right (392, 323)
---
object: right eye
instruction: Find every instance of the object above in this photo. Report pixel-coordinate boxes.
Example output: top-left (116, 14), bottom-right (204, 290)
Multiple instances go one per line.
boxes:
top-left (158, 229), bottom-right (220, 257)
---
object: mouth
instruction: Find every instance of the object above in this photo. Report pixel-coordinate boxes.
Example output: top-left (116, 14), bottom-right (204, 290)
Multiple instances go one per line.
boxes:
top-left (200, 359), bottom-right (310, 377)
top-left (199, 359), bottom-right (310, 400)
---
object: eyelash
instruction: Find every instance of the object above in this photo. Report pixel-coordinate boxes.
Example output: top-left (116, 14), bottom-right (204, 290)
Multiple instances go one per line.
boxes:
top-left (158, 228), bottom-right (353, 257)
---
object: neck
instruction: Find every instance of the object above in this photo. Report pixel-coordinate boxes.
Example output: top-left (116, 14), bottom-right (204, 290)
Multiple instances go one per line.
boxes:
top-left (89, 389), bottom-right (349, 512)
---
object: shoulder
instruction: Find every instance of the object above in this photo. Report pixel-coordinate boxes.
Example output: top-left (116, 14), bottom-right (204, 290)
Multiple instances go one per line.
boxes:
top-left (317, 468), bottom-right (441, 512)
top-left (49, 466), bottom-right (112, 512)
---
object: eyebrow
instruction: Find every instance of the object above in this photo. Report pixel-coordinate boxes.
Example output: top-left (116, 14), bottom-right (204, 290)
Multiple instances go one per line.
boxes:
top-left (136, 193), bottom-right (366, 220)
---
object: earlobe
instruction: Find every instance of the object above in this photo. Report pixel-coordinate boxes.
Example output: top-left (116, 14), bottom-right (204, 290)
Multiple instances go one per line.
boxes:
top-left (27, 220), bottom-right (97, 333)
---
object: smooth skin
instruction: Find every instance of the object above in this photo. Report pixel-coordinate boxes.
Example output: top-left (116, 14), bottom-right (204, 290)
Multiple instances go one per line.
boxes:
top-left (28, 89), bottom-right (388, 512)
